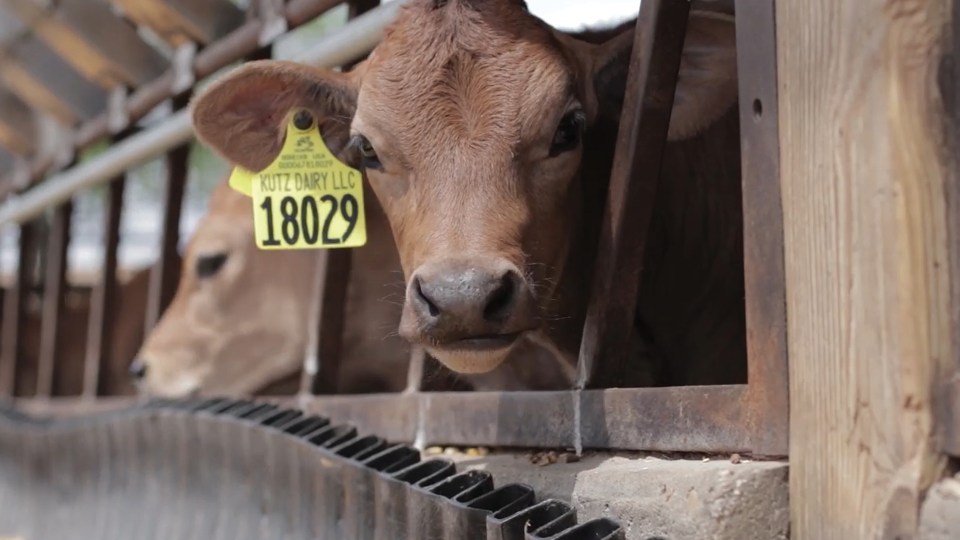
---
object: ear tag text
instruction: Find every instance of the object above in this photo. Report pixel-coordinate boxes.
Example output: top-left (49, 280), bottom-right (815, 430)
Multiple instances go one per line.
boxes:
top-left (228, 110), bottom-right (367, 250)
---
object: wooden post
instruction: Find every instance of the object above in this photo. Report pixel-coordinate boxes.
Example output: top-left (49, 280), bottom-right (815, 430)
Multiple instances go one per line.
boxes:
top-left (777, 0), bottom-right (954, 537)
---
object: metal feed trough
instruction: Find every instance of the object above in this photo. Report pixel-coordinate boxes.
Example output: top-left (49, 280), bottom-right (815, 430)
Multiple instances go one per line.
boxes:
top-left (0, 398), bottom-right (628, 539)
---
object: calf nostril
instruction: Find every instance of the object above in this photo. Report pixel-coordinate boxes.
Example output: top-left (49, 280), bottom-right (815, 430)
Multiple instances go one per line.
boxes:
top-left (414, 277), bottom-right (440, 318)
top-left (483, 272), bottom-right (517, 322)
top-left (129, 359), bottom-right (147, 380)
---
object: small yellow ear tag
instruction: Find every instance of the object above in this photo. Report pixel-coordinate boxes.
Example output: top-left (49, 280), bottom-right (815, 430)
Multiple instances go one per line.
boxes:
top-left (227, 110), bottom-right (367, 250)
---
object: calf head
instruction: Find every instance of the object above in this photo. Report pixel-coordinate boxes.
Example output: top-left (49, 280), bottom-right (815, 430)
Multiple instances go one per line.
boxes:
top-left (133, 181), bottom-right (317, 397)
top-left (190, 0), bottom-right (738, 376)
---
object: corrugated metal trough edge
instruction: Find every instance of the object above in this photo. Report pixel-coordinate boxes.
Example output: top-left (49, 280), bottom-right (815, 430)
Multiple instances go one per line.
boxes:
top-left (0, 397), bottom-right (628, 540)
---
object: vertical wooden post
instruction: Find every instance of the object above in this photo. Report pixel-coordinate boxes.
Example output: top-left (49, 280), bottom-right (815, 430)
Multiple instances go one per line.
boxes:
top-left (939, 0), bottom-right (960, 458)
top-left (0, 223), bottom-right (35, 398)
top-left (778, 0), bottom-right (954, 537)
top-left (36, 202), bottom-right (72, 398)
top-left (83, 176), bottom-right (125, 398)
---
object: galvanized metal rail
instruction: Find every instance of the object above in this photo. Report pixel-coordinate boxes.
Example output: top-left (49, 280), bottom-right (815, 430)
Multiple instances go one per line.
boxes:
top-left (0, 397), bottom-right (628, 540)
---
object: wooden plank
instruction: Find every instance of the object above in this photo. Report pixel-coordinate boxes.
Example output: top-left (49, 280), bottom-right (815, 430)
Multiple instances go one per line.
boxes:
top-left (733, 0), bottom-right (788, 456)
top-left (575, 0), bottom-right (691, 388)
top-left (0, 223), bottom-right (35, 398)
top-left (0, 0), bottom-right (169, 88)
top-left (0, 87), bottom-right (34, 155)
top-left (777, 0), bottom-right (954, 537)
top-left (0, 36), bottom-right (107, 124)
top-left (941, 0), bottom-right (960, 458)
top-left (36, 202), bottom-right (72, 398)
top-left (111, 0), bottom-right (246, 46)
top-left (83, 177), bottom-right (125, 398)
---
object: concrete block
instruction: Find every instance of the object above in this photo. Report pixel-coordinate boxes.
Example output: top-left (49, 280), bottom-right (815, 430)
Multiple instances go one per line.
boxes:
top-left (448, 451), bottom-right (789, 540)
top-left (920, 476), bottom-right (960, 540)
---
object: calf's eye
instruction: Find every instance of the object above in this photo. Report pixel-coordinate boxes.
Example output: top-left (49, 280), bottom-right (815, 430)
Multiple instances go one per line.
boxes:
top-left (196, 253), bottom-right (228, 279)
top-left (549, 110), bottom-right (585, 157)
top-left (353, 135), bottom-right (382, 170)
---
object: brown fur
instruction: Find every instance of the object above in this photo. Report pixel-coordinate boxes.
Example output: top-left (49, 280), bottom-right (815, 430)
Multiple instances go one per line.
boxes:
top-left (133, 178), bottom-right (414, 397)
top-left (189, 0), bottom-right (745, 387)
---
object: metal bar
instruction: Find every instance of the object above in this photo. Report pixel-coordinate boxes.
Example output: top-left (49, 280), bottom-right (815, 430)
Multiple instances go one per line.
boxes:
top-left (0, 0), bottom-right (407, 227)
top-left (734, 0), bottom-right (789, 456)
top-left (36, 202), bottom-right (71, 398)
top-left (315, 0), bottom-right (379, 392)
top-left (0, 223), bottom-right (34, 397)
top-left (262, 387), bottom-right (758, 452)
top-left (309, 251), bottom-right (351, 394)
top-left (145, 109), bottom-right (189, 331)
top-left (83, 177), bottom-right (125, 398)
top-left (305, 0), bottom-right (377, 396)
top-left (576, 0), bottom-right (691, 388)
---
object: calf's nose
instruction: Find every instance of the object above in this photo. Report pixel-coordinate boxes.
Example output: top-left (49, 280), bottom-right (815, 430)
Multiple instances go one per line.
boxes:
top-left (408, 260), bottom-right (531, 338)
top-left (129, 358), bottom-right (148, 381)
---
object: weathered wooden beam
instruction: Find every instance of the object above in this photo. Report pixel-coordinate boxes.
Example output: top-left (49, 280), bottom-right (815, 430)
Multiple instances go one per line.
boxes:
top-left (112, 0), bottom-right (246, 46)
top-left (0, 0), bottom-right (169, 88)
top-left (940, 0), bottom-right (960, 459)
top-left (0, 36), bottom-right (107, 124)
top-left (778, 0), bottom-right (954, 536)
top-left (0, 87), bottom-right (34, 155)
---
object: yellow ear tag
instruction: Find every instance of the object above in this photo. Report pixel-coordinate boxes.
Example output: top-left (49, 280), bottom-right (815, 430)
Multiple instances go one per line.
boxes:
top-left (228, 110), bottom-right (367, 250)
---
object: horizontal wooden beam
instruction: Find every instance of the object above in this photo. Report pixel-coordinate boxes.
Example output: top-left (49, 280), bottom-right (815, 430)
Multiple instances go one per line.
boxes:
top-left (0, 87), bottom-right (35, 155)
top-left (0, 0), bottom-right (169, 88)
top-left (112, 0), bottom-right (246, 46)
top-left (0, 36), bottom-right (107, 124)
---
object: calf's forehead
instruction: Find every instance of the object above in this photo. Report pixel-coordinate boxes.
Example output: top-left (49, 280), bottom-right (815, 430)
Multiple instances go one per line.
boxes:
top-left (354, 5), bottom-right (578, 154)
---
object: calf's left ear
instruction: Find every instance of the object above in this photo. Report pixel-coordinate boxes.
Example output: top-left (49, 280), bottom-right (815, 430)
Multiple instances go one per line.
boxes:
top-left (190, 60), bottom-right (362, 172)
top-left (585, 10), bottom-right (738, 141)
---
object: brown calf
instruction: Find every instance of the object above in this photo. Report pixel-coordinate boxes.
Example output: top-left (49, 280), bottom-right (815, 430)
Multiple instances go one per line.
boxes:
top-left (190, 0), bottom-right (745, 387)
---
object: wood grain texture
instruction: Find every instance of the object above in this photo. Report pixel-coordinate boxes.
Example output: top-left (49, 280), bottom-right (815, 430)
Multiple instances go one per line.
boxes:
top-left (777, 0), bottom-right (954, 537)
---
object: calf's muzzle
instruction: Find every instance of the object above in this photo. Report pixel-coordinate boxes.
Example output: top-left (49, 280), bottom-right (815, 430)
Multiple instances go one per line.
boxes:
top-left (401, 258), bottom-right (536, 350)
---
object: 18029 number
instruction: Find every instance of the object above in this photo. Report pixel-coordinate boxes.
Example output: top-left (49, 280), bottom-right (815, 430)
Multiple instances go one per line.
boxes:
top-left (258, 194), bottom-right (360, 246)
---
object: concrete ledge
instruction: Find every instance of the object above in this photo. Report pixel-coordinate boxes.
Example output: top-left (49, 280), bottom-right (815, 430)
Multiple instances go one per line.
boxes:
top-left (442, 451), bottom-right (789, 540)
top-left (920, 476), bottom-right (960, 540)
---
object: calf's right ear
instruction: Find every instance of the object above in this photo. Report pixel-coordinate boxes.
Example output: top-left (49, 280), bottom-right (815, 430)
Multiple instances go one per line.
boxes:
top-left (190, 60), bottom-right (361, 172)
